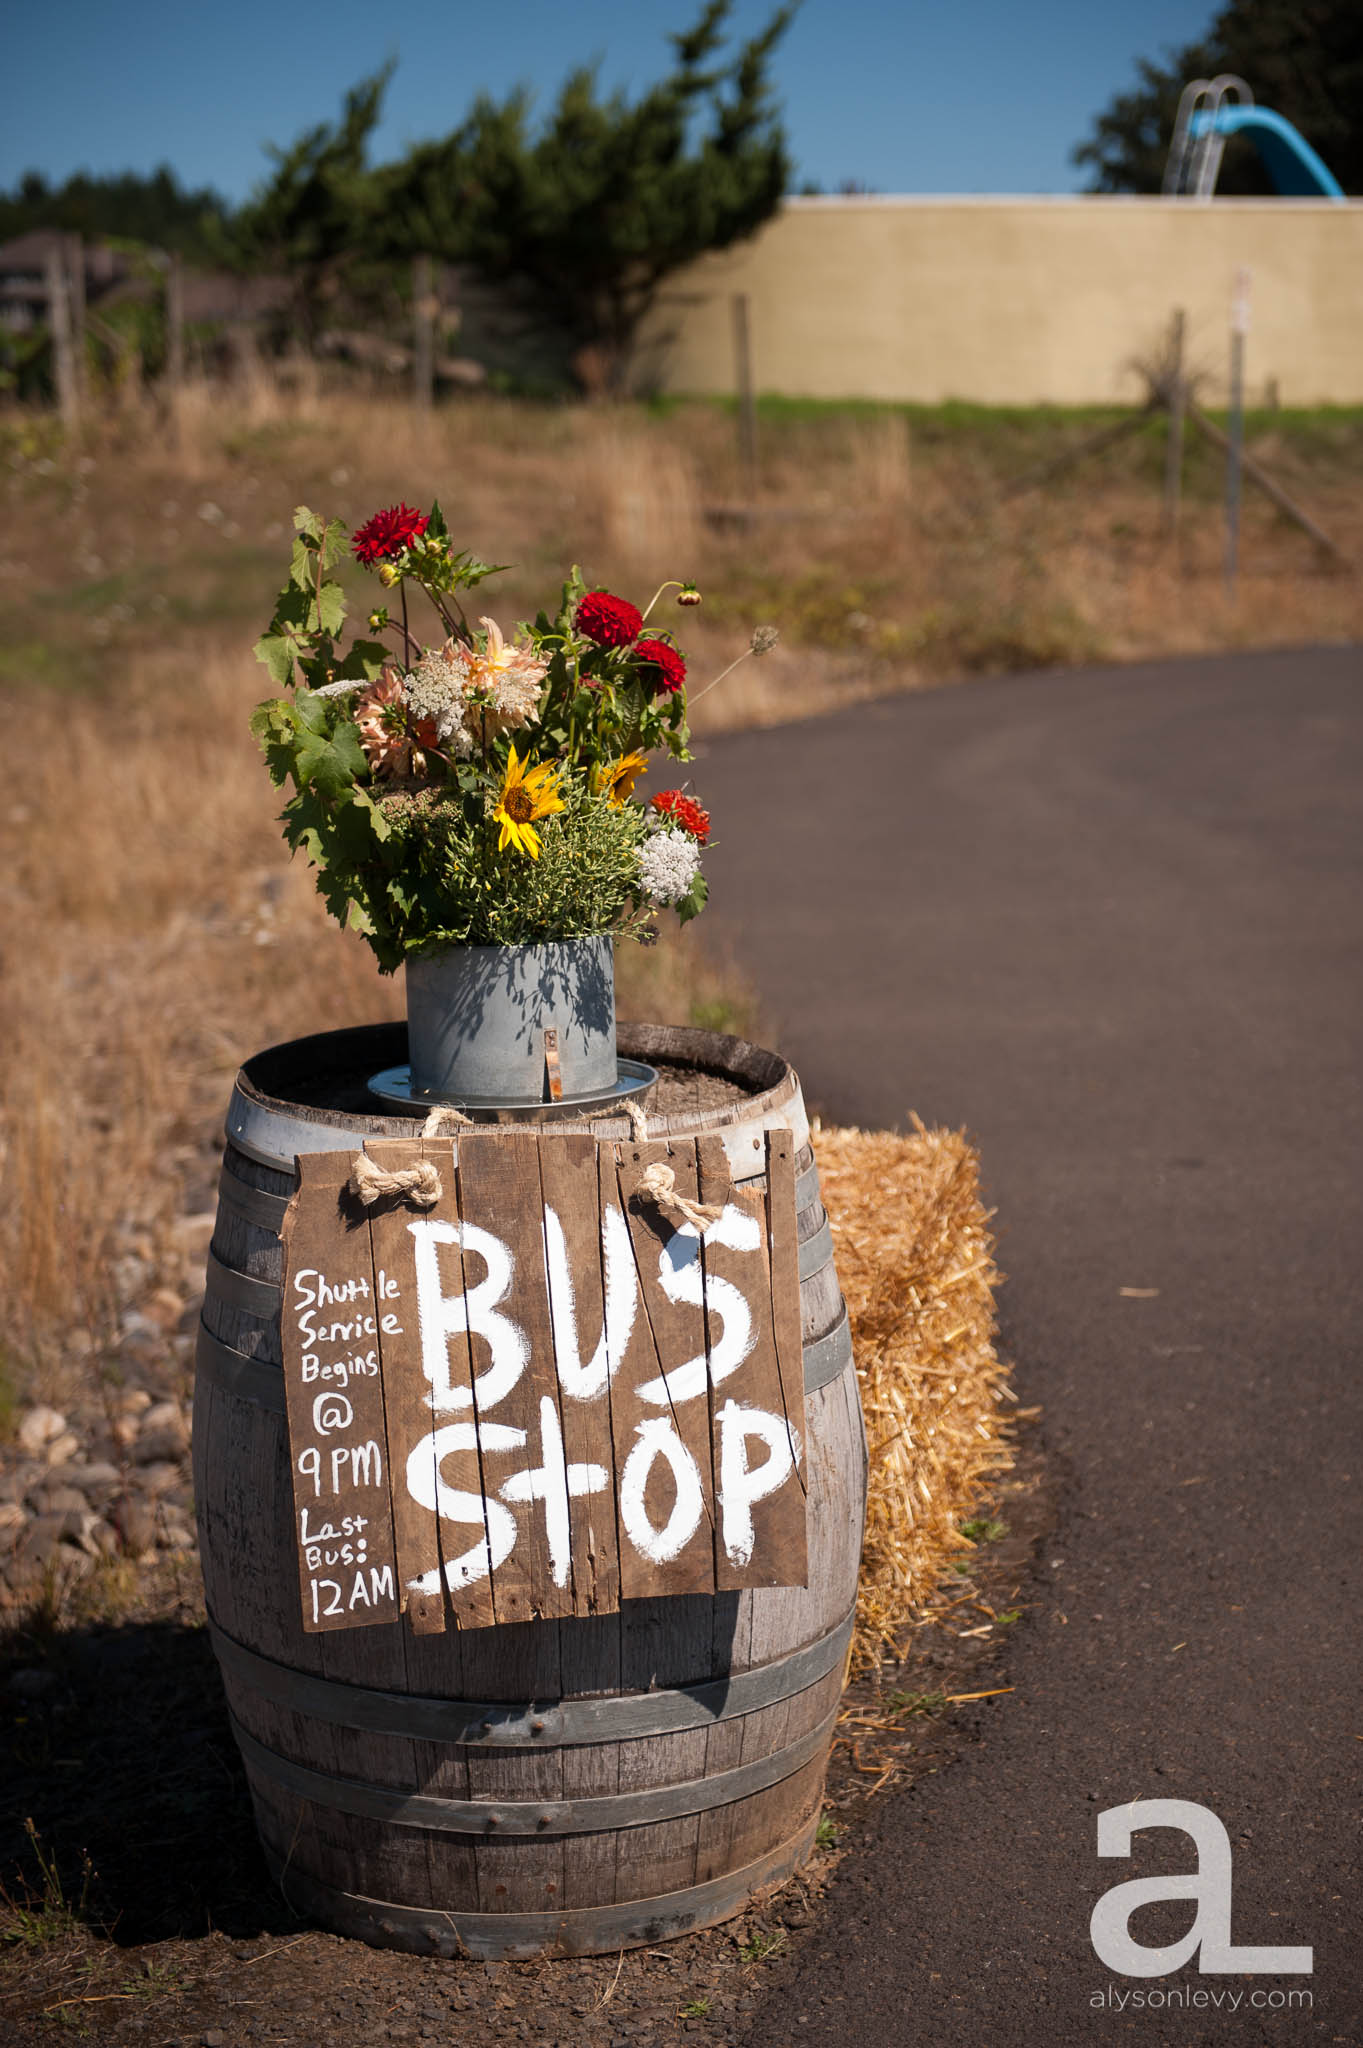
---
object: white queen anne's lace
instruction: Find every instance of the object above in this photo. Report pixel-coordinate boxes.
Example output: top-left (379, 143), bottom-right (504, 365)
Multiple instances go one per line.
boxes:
top-left (639, 826), bottom-right (702, 906)
top-left (403, 619), bottom-right (548, 758)
top-left (405, 642), bottom-right (476, 756)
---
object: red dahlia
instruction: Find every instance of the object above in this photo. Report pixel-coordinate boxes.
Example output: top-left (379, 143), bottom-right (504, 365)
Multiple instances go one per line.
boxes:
top-left (651, 790), bottom-right (710, 844)
top-left (576, 590), bottom-right (642, 647)
top-left (634, 638), bottom-right (687, 695)
top-left (352, 503), bottom-right (429, 567)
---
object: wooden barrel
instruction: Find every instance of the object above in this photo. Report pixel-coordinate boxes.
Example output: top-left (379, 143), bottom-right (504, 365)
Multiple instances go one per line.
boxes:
top-left (193, 1021), bottom-right (865, 1959)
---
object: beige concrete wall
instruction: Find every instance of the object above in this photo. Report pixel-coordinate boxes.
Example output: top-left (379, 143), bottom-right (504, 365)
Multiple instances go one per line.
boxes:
top-left (637, 196), bottom-right (1363, 406)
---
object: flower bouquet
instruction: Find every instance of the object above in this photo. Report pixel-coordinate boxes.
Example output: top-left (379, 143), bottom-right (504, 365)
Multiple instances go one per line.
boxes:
top-left (251, 500), bottom-right (759, 1107)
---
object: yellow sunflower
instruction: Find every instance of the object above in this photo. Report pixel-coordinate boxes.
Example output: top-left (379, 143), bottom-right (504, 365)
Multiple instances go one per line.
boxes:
top-left (492, 743), bottom-right (566, 859)
top-left (593, 750), bottom-right (649, 808)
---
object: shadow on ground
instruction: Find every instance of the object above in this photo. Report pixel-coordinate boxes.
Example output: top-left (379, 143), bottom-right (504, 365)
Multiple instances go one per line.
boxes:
top-left (1, 1615), bottom-right (299, 1947)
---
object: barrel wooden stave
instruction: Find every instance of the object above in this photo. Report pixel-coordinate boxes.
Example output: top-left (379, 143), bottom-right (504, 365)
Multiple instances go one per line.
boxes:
top-left (194, 1023), bottom-right (865, 1954)
top-left (235, 1672), bottom-right (842, 1923)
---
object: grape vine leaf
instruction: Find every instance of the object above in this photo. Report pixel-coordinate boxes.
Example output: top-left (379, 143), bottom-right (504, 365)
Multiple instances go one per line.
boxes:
top-left (290, 691), bottom-right (368, 798)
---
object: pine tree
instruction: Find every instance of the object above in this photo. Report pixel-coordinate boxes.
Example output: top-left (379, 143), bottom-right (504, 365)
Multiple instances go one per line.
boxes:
top-left (0, 166), bottom-right (231, 258)
top-left (1072, 0), bottom-right (1362, 196)
top-left (384, 1), bottom-right (796, 390)
top-left (232, 67), bottom-right (391, 339)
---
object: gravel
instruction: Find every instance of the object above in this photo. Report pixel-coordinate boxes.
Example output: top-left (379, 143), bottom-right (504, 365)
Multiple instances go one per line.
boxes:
top-left (0, 1187), bottom-right (208, 1610)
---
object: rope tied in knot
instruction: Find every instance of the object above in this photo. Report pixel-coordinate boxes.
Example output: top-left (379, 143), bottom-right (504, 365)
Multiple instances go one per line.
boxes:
top-left (348, 1153), bottom-right (443, 1210)
top-left (635, 1160), bottom-right (726, 1236)
top-left (421, 1105), bottom-right (473, 1135)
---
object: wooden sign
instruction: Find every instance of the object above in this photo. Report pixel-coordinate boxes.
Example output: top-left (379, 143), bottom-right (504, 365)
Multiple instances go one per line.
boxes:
top-left (279, 1130), bottom-right (807, 1632)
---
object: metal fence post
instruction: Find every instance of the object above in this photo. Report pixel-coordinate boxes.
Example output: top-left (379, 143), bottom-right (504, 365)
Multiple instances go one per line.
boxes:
top-left (1225, 268), bottom-right (1251, 595)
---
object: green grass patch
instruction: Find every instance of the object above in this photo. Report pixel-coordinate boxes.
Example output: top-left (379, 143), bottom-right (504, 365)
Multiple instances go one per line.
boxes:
top-left (658, 388), bottom-right (1363, 435)
top-left (1, 1822), bottom-right (93, 1949)
top-left (884, 1689), bottom-right (948, 1719)
top-left (118, 1958), bottom-right (187, 2000)
top-left (737, 1929), bottom-right (787, 1964)
top-left (1, 541), bottom-right (286, 695)
top-left (652, 391), bottom-right (1363, 491)
top-left (688, 994), bottom-right (750, 1035)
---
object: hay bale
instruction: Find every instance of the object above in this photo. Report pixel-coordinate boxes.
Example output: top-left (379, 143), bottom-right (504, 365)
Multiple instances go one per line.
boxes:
top-left (816, 1119), bottom-right (1016, 1675)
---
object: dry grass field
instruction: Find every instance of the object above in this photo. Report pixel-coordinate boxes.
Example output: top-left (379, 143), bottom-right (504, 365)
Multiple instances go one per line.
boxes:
top-left (1, 378), bottom-right (1358, 1399)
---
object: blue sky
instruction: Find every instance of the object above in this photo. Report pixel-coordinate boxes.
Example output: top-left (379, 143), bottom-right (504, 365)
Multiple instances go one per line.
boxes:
top-left (6, 1), bottom-right (1217, 200)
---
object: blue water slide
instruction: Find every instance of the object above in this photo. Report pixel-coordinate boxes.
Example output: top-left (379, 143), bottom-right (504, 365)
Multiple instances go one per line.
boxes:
top-left (1188, 105), bottom-right (1346, 200)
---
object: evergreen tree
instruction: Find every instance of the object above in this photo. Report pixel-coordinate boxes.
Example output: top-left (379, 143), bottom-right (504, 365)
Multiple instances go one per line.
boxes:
top-left (232, 67), bottom-right (391, 338)
top-left (0, 165), bottom-right (231, 258)
top-left (1072, 0), bottom-right (1362, 196)
top-left (384, 0), bottom-right (796, 389)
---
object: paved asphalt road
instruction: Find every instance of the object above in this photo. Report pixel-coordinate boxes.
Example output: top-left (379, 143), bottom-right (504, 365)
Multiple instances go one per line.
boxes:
top-left (689, 645), bottom-right (1362, 2046)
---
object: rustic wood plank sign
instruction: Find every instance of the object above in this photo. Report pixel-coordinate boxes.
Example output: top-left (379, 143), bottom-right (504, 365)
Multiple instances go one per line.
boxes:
top-left (278, 1153), bottom-right (403, 1632)
top-left (279, 1130), bottom-right (808, 1632)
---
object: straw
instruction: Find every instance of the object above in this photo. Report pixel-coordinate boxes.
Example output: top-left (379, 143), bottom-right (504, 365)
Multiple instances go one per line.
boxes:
top-left (816, 1117), bottom-right (1017, 1676)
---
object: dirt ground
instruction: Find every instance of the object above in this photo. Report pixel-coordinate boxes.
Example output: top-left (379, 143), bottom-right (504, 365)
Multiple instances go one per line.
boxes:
top-left (0, 1428), bottom-right (1052, 2048)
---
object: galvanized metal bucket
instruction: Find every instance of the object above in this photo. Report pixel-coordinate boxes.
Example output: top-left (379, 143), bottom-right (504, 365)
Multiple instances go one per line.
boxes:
top-left (405, 937), bottom-right (616, 1104)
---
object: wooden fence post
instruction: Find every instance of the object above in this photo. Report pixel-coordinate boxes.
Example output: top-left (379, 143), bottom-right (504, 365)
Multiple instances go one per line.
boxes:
top-left (1225, 269), bottom-right (1250, 596)
top-left (44, 241), bottom-right (79, 429)
top-left (413, 254), bottom-right (435, 410)
top-left (65, 235), bottom-right (87, 409)
top-left (1162, 307), bottom-right (1186, 538)
top-left (731, 292), bottom-right (758, 498)
top-left (165, 250), bottom-right (186, 408)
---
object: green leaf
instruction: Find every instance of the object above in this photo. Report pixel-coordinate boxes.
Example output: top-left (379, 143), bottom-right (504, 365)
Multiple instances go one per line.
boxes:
top-left (320, 517), bottom-right (349, 572)
top-left (675, 871), bottom-right (709, 925)
top-left (331, 637), bottom-right (391, 682)
top-left (312, 578), bottom-right (346, 638)
top-left (253, 632), bottom-right (299, 688)
top-left (350, 783), bottom-right (392, 842)
top-left (249, 698), bottom-right (290, 741)
top-left (450, 550), bottom-right (510, 591)
top-left (281, 786), bottom-right (331, 862)
top-left (290, 690), bottom-right (368, 798)
top-left (426, 498), bottom-right (450, 544)
top-left (250, 697), bottom-right (304, 783)
top-left (289, 536), bottom-right (315, 593)
top-left (328, 786), bottom-right (388, 862)
top-left (270, 584), bottom-right (314, 627)
top-left (290, 512), bottom-right (347, 578)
